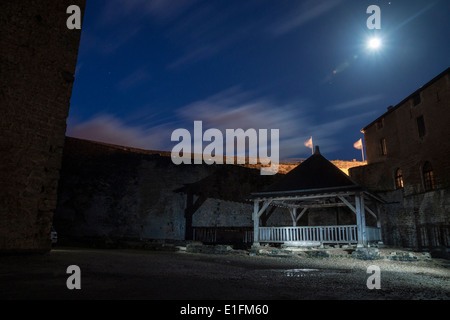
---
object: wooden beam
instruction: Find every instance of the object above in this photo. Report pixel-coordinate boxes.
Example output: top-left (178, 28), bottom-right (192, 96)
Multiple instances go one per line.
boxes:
top-left (261, 206), bottom-right (276, 226)
top-left (296, 207), bottom-right (308, 223)
top-left (337, 196), bottom-right (356, 214)
top-left (272, 200), bottom-right (347, 209)
top-left (252, 191), bottom-right (357, 202)
top-left (257, 200), bottom-right (272, 218)
top-left (289, 207), bottom-right (308, 226)
top-left (364, 205), bottom-right (377, 220)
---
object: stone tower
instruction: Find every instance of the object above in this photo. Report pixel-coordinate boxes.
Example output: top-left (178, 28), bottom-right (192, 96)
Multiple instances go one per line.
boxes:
top-left (0, 0), bottom-right (86, 252)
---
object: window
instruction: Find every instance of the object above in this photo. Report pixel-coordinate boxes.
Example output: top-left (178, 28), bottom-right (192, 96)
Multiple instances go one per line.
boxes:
top-left (376, 118), bottom-right (384, 130)
top-left (395, 169), bottom-right (404, 189)
top-left (423, 162), bottom-right (435, 191)
top-left (417, 116), bottom-right (426, 138)
top-left (412, 93), bottom-right (421, 106)
top-left (380, 138), bottom-right (387, 155)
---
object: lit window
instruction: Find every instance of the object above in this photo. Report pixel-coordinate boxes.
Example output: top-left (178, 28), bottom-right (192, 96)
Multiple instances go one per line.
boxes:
top-left (423, 162), bottom-right (435, 191)
top-left (395, 169), bottom-right (403, 189)
top-left (380, 138), bottom-right (387, 155)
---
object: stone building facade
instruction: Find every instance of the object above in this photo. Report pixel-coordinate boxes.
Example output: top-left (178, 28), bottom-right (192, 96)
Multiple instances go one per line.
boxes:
top-left (350, 68), bottom-right (450, 255)
top-left (0, 1), bottom-right (85, 252)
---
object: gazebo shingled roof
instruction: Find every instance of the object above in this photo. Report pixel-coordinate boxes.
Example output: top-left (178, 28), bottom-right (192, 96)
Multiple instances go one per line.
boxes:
top-left (250, 146), bottom-right (363, 199)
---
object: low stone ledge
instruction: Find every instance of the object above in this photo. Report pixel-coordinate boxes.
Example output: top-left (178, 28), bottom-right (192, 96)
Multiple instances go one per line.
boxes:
top-left (249, 246), bottom-right (295, 258)
top-left (186, 243), bottom-right (234, 254)
top-left (385, 251), bottom-right (432, 261)
top-left (304, 250), bottom-right (331, 258)
top-left (351, 248), bottom-right (381, 260)
top-left (281, 241), bottom-right (321, 248)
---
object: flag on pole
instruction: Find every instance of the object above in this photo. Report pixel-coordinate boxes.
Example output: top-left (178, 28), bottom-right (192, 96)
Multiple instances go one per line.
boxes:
top-left (353, 138), bottom-right (363, 150)
top-left (353, 138), bottom-right (365, 161)
top-left (304, 136), bottom-right (313, 154)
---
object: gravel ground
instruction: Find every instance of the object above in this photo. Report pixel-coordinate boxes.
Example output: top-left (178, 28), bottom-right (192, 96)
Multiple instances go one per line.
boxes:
top-left (0, 246), bottom-right (449, 300)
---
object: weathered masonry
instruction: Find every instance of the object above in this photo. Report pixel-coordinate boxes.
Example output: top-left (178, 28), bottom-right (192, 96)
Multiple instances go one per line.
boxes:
top-left (250, 147), bottom-right (383, 247)
top-left (54, 137), bottom-right (277, 246)
top-left (54, 137), bottom-right (367, 247)
top-left (350, 67), bottom-right (450, 257)
top-left (0, 1), bottom-right (85, 252)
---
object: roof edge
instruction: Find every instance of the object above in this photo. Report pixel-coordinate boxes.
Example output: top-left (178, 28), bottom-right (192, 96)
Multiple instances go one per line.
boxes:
top-left (362, 67), bottom-right (450, 132)
top-left (250, 185), bottom-right (362, 198)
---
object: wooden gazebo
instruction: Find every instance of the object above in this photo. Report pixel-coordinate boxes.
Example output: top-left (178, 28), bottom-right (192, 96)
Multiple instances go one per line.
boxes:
top-left (249, 146), bottom-right (384, 247)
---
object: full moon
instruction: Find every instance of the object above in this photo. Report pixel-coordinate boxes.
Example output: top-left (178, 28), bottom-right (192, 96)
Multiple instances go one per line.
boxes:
top-left (368, 37), bottom-right (382, 50)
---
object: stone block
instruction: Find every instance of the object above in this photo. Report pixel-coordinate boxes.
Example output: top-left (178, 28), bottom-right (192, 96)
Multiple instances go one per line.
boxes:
top-left (351, 248), bottom-right (381, 260)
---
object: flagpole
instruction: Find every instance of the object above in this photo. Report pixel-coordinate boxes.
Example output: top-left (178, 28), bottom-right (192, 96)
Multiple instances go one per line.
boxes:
top-left (361, 140), bottom-right (365, 162)
top-left (311, 137), bottom-right (314, 155)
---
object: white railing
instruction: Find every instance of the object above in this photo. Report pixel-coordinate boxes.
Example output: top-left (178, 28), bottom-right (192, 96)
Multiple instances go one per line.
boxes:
top-left (192, 226), bottom-right (382, 244)
top-left (193, 227), bottom-right (254, 243)
top-left (259, 225), bottom-right (359, 243)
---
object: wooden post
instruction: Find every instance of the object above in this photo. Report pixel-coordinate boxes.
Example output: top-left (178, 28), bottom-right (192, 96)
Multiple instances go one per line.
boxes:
top-left (376, 203), bottom-right (384, 244)
top-left (355, 194), bottom-right (364, 247)
top-left (296, 208), bottom-right (307, 224)
top-left (360, 195), bottom-right (367, 246)
top-left (184, 193), bottom-right (206, 241)
top-left (185, 192), bottom-right (194, 241)
top-left (253, 201), bottom-right (260, 246)
top-left (290, 208), bottom-right (297, 226)
top-left (253, 200), bottom-right (272, 246)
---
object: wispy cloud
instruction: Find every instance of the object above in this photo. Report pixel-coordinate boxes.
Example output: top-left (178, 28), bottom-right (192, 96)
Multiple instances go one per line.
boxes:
top-left (66, 114), bottom-right (173, 151)
top-left (117, 67), bottom-right (150, 90)
top-left (67, 87), bottom-right (376, 157)
top-left (270, 0), bottom-right (342, 36)
top-left (164, 1), bottom-right (262, 68)
top-left (88, 0), bottom-right (342, 66)
top-left (78, 25), bottom-right (141, 56)
top-left (82, 0), bottom-right (196, 56)
top-left (167, 44), bottom-right (221, 69)
top-left (325, 94), bottom-right (384, 111)
top-left (98, 0), bottom-right (196, 27)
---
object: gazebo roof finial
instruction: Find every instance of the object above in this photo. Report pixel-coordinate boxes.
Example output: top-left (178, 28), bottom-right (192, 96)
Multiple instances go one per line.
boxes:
top-left (314, 145), bottom-right (320, 155)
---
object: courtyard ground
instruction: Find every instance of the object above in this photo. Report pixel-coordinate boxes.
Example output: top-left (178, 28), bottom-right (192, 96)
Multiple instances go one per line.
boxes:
top-left (0, 245), bottom-right (448, 301)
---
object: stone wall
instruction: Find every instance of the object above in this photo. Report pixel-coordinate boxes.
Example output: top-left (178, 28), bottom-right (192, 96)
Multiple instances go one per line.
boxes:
top-left (0, 1), bottom-right (85, 252)
top-left (373, 188), bottom-right (449, 256)
top-left (55, 137), bottom-right (275, 244)
top-left (55, 137), bottom-right (367, 245)
top-left (54, 137), bottom-right (218, 243)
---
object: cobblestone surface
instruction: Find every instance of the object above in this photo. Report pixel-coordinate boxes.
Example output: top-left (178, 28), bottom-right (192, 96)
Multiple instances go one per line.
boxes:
top-left (0, 247), bottom-right (448, 300)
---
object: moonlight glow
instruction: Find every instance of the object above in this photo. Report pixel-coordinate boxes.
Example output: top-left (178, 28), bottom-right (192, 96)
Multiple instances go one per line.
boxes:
top-left (368, 37), bottom-right (382, 50)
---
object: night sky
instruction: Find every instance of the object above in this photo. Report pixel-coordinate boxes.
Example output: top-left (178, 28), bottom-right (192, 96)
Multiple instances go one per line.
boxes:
top-left (67, 0), bottom-right (450, 161)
